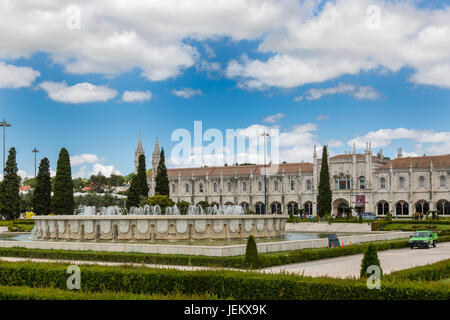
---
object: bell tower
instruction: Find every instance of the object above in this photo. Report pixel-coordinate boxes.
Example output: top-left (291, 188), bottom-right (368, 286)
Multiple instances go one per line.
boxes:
top-left (134, 134), bottom-right (145, 174)
top-left (152, 136), bottom-right (160, 177)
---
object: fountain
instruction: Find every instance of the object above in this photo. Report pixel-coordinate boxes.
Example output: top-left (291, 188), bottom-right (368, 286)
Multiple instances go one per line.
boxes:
top-left (33, 204), bottom-right (288, 241)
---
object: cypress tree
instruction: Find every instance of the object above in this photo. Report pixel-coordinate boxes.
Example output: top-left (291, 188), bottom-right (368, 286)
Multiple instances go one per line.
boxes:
top-left (0, 147), bottom-right (21, 220)
top-left (137, 154), bottom-right (149, 197)
top-left (317, 146), bottom-right (332, 217)
top-left (126, 175), bottom-right (140, 208)
top-left (32, 157), bottom-right (52, 215)
top-left (52, 148), bottom-right (74, 215)
top-left (155, 148), bottom-right (169, 196)
top-left (360, 244), bottom-right (382, 279)
top-left (245, 235), bottom-right (259, 268)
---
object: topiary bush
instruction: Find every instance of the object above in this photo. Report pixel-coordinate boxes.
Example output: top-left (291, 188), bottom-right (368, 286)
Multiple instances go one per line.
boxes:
top-left (360, 244), bottom-right (382, 279)
top-left (245, 235), bottom-right (259, 268)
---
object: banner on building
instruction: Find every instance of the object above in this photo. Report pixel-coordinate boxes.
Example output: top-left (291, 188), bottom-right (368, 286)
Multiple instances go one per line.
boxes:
top-left (356, 195), bottom-right (365, 206)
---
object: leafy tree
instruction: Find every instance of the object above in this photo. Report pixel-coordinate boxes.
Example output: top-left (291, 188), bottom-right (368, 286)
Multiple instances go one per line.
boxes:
top-left (124, 173), bottom-right (135, 184)
top-left (197, 200), bottom-right (209, 211)
top-left (386, 211), bottom-right (392, 222)
top-left (72, 177), bottom-right (88, 191)
top-left (74, 193), bottom-right (123, 208)
top-left (154, 148), bottom-right (169, 196)
top-left (360, 244), bottom-right (382, 279)
top-left (317, 146), bottom-right (332, 217)
top-left (89, 173), bottom-right (108, 193)
top-left (107, 174), bottom-right (125, 187)
top-left (245, 235), bottom-right (259, 268)
top-left (20, 192), bottom-right (34, 213)
top-left (126, 175), bottom-right (140, 208)
top-left (137, 154), bottom-right (149, 197)
top-left (147, 195), bottom-right (174, 213)
top-left (52, 148), bottom-right (74, 215)
top-left (0, 147), bottom-right (21, 219)
top-left (177, 200), bottom-right (190, 215)
top-left (355, 205), bottom-right (365, 223)
top-left (22, 177), bottom-right (37, 188)
top-left (32, 157), bottom-right (52, 215)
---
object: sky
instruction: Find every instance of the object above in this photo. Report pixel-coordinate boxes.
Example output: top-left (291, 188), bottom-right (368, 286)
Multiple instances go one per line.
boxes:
top-left (0, 0), bottom-right (449, 179)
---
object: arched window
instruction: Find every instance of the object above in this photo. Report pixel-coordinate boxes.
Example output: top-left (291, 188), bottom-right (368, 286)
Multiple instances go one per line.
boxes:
top-left (396, 201), bottom-right (409, 215)
top-left (337, 175), bottom-right (351, 190)
top-left (185, 184), bottom-right (190, 193)
top-left (199, 183), bottom-right (203, 193)
top-left (274, 180), bottom-right (278, 191)
top-left (258, 181), bottom-right (262, 191)
top-left (243, 182), bottom-right (247, 192)
top-left (255, 202), bottom-right (265, 214)
top-left (399, 177), bottom-right (405, 189)
top-left (440, 175), bottom-right (446, 187)
top-left (172, 184), bottom-right (176, 193)
top-left (380, 177), bottom-right (386, 189)
top-left (271, 202), bottom-right (281, 214)
top-left (304, 202), bottom-right (312, 215)
top-left (227, 182), bottom-right (231, 192)
top-left (436, 200), bottom-right (450, 215)
top-left (240, 202), bottom-right (249, 210)
top-left (415, 200), bottom-right (429, 214)
top-left (419, 176), bottom-right (425, 188)
top-left (288, 202), bottom-right (299, 215)
top-left (290, 181), bottom-right (295, 191)
top-left (213, 182), bottom-right (217, 192)
top-left (359, 177), bottom-right (365, 189)
top-left (377, 201), bottom-right (389, 215)
top-left (306, 180), bottom-right (312, 191)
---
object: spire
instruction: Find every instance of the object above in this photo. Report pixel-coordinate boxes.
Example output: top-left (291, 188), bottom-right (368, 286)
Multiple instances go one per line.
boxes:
top-left (153, 136), bottom-right (160, 154)
top-left (397, 147), bottom-right (403, 158)
top-left (353, 143), bottom-right (356, 154)
top-left (313, 144), bottom-right (317, 157)
top-left (136, 133), bottom-right (144, 153)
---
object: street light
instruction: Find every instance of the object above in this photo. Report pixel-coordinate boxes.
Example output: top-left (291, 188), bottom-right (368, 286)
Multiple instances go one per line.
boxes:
top-left (32, 147), bottom-right (39, 178)
top-left (0, 119), bottom-right (12, 172)
top-left (261, 131), bottom-right (269, 214)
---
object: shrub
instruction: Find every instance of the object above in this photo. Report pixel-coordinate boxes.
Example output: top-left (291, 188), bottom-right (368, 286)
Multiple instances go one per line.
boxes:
top-left (360, 244), bottom-right (382, 279)
top-left (245, 235), bottom-right (259, 268)
top-left (386, 212), bottom-right (392, 222)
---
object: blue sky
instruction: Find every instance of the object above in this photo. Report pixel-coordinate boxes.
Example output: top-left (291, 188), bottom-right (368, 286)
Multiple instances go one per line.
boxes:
top-left (0, 0), bottom-right (449, 179)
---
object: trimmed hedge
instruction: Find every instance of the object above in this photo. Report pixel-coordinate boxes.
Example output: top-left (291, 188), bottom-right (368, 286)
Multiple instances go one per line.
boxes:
top-left (1, 236), bottom-right (449, 269)
top-left (0, 261), bottom-right (448, 300)
top-left (0, 284), bottom-right (221, 300)
top-left (385, 259), bottom-right (450, 282)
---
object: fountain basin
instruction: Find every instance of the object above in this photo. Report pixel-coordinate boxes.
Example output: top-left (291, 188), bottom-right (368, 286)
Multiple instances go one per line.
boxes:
top-left (32, 214), bottom-right (288, 241)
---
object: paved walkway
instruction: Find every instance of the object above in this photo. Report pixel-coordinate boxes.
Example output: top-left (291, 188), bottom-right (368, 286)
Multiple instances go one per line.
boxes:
top-left (1, 242), bottom-right (449, 278)
top-left (261, 242), bottom-right (450, 278)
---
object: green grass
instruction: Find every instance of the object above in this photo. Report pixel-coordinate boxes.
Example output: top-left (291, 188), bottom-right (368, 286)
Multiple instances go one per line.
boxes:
top-left (0, 284), bottom-right (223, 300)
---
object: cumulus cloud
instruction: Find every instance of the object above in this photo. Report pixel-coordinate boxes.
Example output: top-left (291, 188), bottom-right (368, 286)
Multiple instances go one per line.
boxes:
top-left (122, 90), bottom-right (152, 103)
top-left (263, 113), bottom-right (285, 124)
top-left (37, 81), bottom-right (117, 104)
top-left (0, 62), bottom-right (40, 88)
top-left (294, 83), bottom-right (380, 101)
top-left (70, 153), bottom-right (100, 166)
top-left (327, 139), bottom-right (343, 148)
top-left (172, 87), bottom-right (203, 99)
top-left (226, 0), bottom-right (450, 90)
top-left (91, 163), bottom-right (121, 177)
top-left (316, 114), bottom-right (329, 121)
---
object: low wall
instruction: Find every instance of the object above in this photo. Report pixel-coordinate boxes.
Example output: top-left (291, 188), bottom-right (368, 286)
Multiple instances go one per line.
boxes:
top-left (0, 227), bottom-right (8, 234)
top-left (33, 215), bottom-right (287, 241)
top-left (285, 222), bottom-right (372, 233)
top-left (0, 232), bottom-right (412, 257)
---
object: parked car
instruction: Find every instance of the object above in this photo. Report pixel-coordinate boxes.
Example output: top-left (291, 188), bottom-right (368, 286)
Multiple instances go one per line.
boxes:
top-left (355, 212), bottom-right (378, 220)
top-left (409, 230), bottom-right (438, 249)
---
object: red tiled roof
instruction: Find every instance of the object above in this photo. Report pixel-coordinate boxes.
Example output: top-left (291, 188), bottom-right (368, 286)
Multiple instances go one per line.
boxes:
top-left (167, 162), bottom-right (313, 178)
top-left (379, 154), bottom-right (450, 169)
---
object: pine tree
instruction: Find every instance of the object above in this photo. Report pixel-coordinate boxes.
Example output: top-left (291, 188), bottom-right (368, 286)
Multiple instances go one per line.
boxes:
top-left (317, 146), bottom-right (332, 217)
top-left (52, 148), bottom-right (74, 215)
top-left (32, 157), bottom-right (52, 215)
top-left (360, 244), bottom-right (383, 279)
top-left (126, 175), bottom-right (140, 208)
top-left (155, 148), bottom-right (169, 196)
top-left (0, 147), bottom-right (21, 220)
top-left (245, 235), bottom-right (259, 268)
top-left (137, 154), bottom-right (149, 197)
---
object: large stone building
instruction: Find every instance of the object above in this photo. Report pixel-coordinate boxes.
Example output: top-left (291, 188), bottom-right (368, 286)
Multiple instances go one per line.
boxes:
top-left (139, 138), bottom-right (450, 217)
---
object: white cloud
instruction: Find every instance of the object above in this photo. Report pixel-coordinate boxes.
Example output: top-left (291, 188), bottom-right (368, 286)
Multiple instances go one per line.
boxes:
top-left (0, 62), bottom-right (40, 88)
top-left (70, 153), bottom-right (100, 166)
top-left (316, 114), bottom-right (329, 121)
top-left (18, 169), bottom-right (27, 180)
top-left (172, 87), bottom-right (203, 99)
top-left (122, 90), bottom-right (152, 103)
top-left (226, 0), bottom-right (450, 90)
top-left (327, 139), bottom-right (343, 148)
top-left (295, 83), bottom-right (380, 101)
top-left (263, 113), bottom-right (285, 124)
top-left (91, 163), bottom-right (121, 177)
top-left (37, 81), bottom-right (117, 104)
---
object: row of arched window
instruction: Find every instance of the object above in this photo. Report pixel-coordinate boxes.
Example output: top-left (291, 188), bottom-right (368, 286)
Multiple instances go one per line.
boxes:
top-left (377, 200), bottom-right (450, 215)
top-left (379, 175), bottom-right (447, 189)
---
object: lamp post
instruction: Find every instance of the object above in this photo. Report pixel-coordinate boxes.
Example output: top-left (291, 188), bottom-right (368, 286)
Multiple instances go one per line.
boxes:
top-left (32, 147), bottom-right (39, 178)
top-left (0, 119), bottom-right (12, 172)
top-left (261, 131), bottom-right (269, 214)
